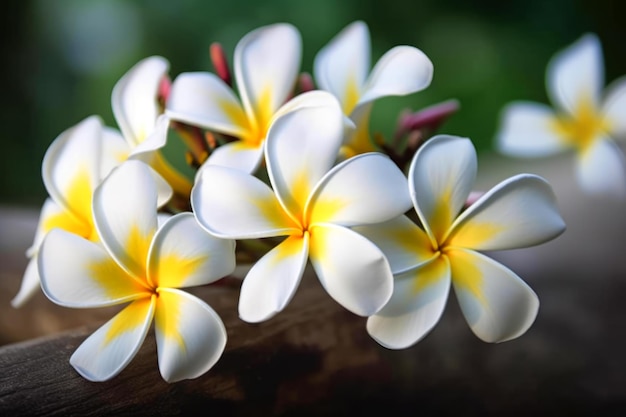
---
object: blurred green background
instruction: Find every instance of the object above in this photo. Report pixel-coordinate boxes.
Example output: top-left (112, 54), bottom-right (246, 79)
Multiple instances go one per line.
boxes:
top-left (1, 0), bottom-right (624, 205)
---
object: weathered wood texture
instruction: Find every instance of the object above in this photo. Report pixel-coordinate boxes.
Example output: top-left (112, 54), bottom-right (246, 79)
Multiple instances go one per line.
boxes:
top-left (2, 154), bottom-right (626, 415)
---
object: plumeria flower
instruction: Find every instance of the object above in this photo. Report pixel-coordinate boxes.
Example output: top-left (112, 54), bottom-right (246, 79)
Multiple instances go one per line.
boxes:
top-left (38, 160), bottom-right (235, 382)
top-left (12, 116), bottom-right (171, 307)
top-left (166, 23), bottom-right (302, 173)
top-left (496, 34), bottom-right (626, 197)
top-left (314, 21), bottom-right (433, 158)
top-left (355, 135), bottom-right (565, 349)
top-left (192, 99), bottom-right (412, 322)
top-left (113, 55), bottom-right (193, 197)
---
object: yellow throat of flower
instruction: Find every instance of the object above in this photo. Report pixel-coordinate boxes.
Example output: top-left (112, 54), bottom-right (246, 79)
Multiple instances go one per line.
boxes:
top-left (550, 96), bottom-right (612, 151)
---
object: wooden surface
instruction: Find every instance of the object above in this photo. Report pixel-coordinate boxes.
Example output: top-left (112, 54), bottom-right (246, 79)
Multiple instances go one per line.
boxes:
top-left (1, 153), bottom-right (626, 415)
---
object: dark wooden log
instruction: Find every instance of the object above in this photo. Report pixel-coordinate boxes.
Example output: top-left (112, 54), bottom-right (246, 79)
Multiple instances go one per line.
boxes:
top-left (0, 274), bottom-right (397, 416)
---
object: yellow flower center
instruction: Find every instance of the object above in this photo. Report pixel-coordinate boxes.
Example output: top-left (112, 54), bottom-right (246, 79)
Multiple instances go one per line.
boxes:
top-left (550, 96), bottom-right (612, 151)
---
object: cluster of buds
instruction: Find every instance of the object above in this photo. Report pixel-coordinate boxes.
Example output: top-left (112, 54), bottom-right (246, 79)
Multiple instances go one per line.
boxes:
top-left (13, 21), bottom-right (569, 382)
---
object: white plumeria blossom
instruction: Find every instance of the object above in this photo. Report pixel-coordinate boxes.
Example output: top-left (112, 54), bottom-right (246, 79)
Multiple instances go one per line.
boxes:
top-left (314, 21), bottom-right (433, 157)
top-left (113, 55), bottom-right (193, 197)
top-left (497, 34), bottom-right (626, 197)
top-left (192, 99), bottom-right (412, 322)
top-left (11, 116), bottom-right (154, 307)
top-left (355, 135), bottom-right (565, 349)
top-left (38, 160), bottom-right (235, 382)
top-left (166, 23), bottom-right (302, 173)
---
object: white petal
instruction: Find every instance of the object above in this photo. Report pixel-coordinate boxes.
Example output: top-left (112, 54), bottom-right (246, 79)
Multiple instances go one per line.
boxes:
top-left (602, 76), bottom-right (626, 138)
top-left (204, 140), bottom-right (264, 173)
top-left (314, 21), bottom-right (370, 114)
top-left (353, 216), bottom-right (435, 274)
top-left (42, 116), bottom-right (104, 220)
top-left (547, 34), bottom-right (603, 113)
top-left (71, 297), bottom-right (155, 381)
top-left (191, 165), bottom-right (298, 239)
top-left (93, 160), bottom-right (159, 278)
top-left (128, 115), bottom-right (169, 157)
top-left (309, 224), bottom-right (393, 316)
top-left (367, 257), bottom-right (450, 349)
top-left (496, 101), bottom-right (569, 157)
top-left (148, 213), bottom-right (236, 288)
top-left (166, 72), bottom-right (250, 138)
top-left (235, 23), bottom-right (301, 126)
top-left (308, 153), bottom-right (412, 226)
top-left (448, 174), bottom-right (566, 250)
top-left (238, 234), bottom-right (308, 323)
top-left (272, 90), bottom-right (352, 125)
top-left (449, 248), bottom-right (539, 343)
top-left (155, 289), bottom-right (226, 382)
top-left (266, 103), bottom-right (344, 218)
top-left (11, 257), bottom-right (41, 308)
top-left (38, 229), bottom-right (148, 308)
top-left (408, 135), bottom-right (476, 242)
top-left (112, 56), bottom-right (169, 148)
top-left (358, 45), bottom-right (433, 108)
top-left (576, 136), bottom-right (626, 197)
top-left (99, 127), bottom-right (131, 179)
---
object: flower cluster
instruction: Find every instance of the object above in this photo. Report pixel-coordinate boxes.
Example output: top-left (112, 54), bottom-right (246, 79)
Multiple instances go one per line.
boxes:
top-left (15, 21), bottom-right (567, 382)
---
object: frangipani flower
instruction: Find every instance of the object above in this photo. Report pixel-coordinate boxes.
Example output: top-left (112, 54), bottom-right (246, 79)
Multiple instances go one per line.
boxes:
top-left (166, 23), bottom-right (302, 173)
top-left (113, 55), bottom-right (193, 197)
top-left (497, 34), bottom-right (626, 197)
top-left (314, 21), bottom-right (433, 157)
top-left (38, 160), bottom-right (235, 382)
top-left (12, 116), bottom-right (173, 307)
top-left (192, 100), bottom-right (412, 322)
top-left (356, 135), bottom-right (565, 349)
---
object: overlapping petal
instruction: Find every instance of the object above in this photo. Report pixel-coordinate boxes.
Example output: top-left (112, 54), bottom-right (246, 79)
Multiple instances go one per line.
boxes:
top-left (70, 297), bottom-right (155, 381)
top-left (314, 21), bottom-right (370, 114)
top-left (192, 165), bottom-right (299, 238)
top-left (547, 33), bottom-right (603, 113)
top-left (28, 198), bottom-right (87, 256)
top-left (308, 153), bottom-right (411, 226)
top-left (367, 257), bottom-right (450, 349)
top-left (42, 116), bottom-right (104, 221)
top-left (447, 174), bottom-right (566, 250)
top-left (154, 288), bottom-right (227, 382)
top-left (148, 213), bottom-right (235, 288)
top-left (496, 102), bottom-right (569, 157)
top-left (575, 136), bottom-right (626, 197)
top-left (166, 72), bottom-right (250, 138)
top-left (359, 45), bottom-right (433, 108)
top-left (602, 76), bottom-right (626, 138)
top-left (112, 56), bottom-right (169, 148)
top-left (265, 102), bottom-right (344, 217)
top-left (341, 103), bottom-right (376, 157)
top-left (449, 248), bottom-right (539, 343)
top-left (11, 257), bottom-right (40, 308)
top-left (409, 135), bottom-right (476, 242)
top-left (92, 161), bottom-right (159, 278)
top-left (38, 229), bottom-right (148, 308)
top-left (309, 223), bottom-right (392, 316)
top-left (203, 141), bottom-right (264, 173)
top-left (15, 198), bottom-right (95, 307)
top-left (128, 115), bottom-right (170, 158)
top-left (99, 127), bottom-right (130, 178)
top-left (353, 216), bottom-right (435, 274)
top-left (238, 234), bottom-right (309, 323)
top-left (235, 23), bottom-right (301, 126)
